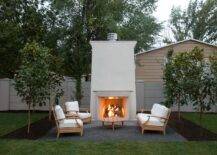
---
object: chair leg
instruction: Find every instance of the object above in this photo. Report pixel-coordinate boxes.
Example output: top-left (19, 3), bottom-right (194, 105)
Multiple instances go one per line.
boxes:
top-left (112, 122), bottom-right (115, 131)
top-left (57, 132), bottom-right (60, 138)
top-left (80, 130), bottom-right (83, 136)
top-left (163, 130), bottom-right (166, 135)
top-left (142, 129), bottom-right (144, 134)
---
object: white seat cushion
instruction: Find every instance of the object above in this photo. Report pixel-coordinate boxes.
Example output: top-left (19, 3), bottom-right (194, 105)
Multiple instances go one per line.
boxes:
top-left (77, 112), bottom-right (91, 119)
top-left (55, 105), bottom-right (65, 120)
top-left (59, 119), bottom-right (83, 128)
top-left (137, 113), bottom-right (164, 126)
top-left (65, 101), bottom-right (79, 112)
top-left (151, 103), bottom-right (169, 119)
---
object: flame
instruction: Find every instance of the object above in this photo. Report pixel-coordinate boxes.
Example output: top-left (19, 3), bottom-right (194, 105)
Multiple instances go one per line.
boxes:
top-left (108, 96), bottom-right (115, 100)
top-left (108, 96), bottom-right (118, 100)
top-left (107, 104), bottom-right (115, 117)
top-left (100, 97), bottom-right (126, 119)
top-left (106, 104), bottom-right (122, 118)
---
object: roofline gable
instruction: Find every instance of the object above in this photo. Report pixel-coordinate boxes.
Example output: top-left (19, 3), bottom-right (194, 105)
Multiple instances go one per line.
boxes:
top-left (135, 39), bottom-right (217, 56)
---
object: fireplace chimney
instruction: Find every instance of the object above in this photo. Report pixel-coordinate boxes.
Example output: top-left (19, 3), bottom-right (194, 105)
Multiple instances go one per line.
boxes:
top-left (90, 38), bottom-right (137, 121)
top-left (107, 33), bottom-right (117, 41)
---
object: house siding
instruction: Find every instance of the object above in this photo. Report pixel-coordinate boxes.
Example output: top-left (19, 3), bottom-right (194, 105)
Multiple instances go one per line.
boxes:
top-left (135, 40), bottom-right (217, 111)
top-left (136, 41), bottom-right (217, 82)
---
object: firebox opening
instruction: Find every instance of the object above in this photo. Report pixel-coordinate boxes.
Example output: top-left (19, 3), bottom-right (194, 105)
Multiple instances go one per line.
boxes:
top-left (99, 96), bottom-right (127, 120)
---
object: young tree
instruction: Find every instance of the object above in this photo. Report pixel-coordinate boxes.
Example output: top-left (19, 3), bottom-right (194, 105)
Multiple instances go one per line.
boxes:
top-left (182, 47), bottom-right (213, 123)
top-left (14, 42), bottom-right (63, 133)
top-left (164, 47), bottom-right (214, 120)
top-left (163, 49), bottom-right (175, 108)
top-left (164, 49), bottom-right (190, 119)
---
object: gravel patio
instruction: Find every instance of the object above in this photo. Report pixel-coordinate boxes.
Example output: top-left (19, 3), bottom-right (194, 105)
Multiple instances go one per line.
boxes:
top-left (41, 121), bottom-right (186, 142)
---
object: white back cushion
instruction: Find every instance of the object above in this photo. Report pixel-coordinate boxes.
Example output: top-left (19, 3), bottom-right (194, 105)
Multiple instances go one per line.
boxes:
top-left (55, 105), bottom-right (65, 120)
top-left (65, 101), bottom-right (79, 112)
top-left (151, 103), bottom-right (169, 118)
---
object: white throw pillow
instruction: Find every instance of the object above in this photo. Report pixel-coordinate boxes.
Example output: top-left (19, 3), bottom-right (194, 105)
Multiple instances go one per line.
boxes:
top-left (65, 101), bottom-right (79, 112)
top-left (151, 103), bottom-right (168, 118)
top-left (55, 105), bottom-right (65, 120)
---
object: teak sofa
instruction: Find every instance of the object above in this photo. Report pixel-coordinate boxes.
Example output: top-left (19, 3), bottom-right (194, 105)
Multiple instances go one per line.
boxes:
top-left (137, 103), bottom-right (171, 135)
top-left (53, 105), bottom-right (83, 138)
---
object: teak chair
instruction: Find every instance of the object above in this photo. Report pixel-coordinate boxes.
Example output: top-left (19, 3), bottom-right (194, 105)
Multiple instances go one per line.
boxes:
top-left (64, 101), bottom-right (92, 123)
top-left (137, 103), bottom-right (171, 135)
top-left (52, 105), bottom-right (83, 138)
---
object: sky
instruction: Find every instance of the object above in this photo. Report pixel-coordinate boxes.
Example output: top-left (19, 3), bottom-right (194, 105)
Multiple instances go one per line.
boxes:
top-left (153, 0), bottom-right (190, 47)
top-left (154, 0), bottom-right (190, 23)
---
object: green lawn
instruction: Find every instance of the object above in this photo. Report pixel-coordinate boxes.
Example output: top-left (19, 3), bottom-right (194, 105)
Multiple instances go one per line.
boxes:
top-left (182, 113), bottom-right (217, 133)
top-left (0, 112), bottom-right (47, 136)
top-left (0, 140), bottom-right (216, 155)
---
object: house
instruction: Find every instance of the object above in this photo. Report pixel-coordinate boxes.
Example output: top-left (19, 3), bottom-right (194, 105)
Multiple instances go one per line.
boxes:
top-left (135, 39), bottom-right (217, 111)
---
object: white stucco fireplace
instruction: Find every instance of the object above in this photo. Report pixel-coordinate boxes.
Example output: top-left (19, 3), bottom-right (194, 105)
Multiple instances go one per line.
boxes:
top-left (90, 37), bottom-right (137, 121)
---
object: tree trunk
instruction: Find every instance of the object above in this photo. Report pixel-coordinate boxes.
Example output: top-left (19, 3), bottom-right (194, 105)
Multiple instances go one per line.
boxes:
top-left (49, 97), bottom-right (52, 121)
top-left (199, 102), bottom-right (203, 125)
top-left (199, 100), bottom-right (204, 136)
top-left (177, 95), bottom-right (181, 120)
top-left (27, 103), bottom-right (31, 134)
top-left (75, 76), bottom-right (82, 104)
top-left (197, 96), bottom-right (203, 125)
top-left (178, 102), bottom-right (181, 120)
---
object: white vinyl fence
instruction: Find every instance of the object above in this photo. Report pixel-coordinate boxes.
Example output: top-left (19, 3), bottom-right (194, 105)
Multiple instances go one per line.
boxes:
top-left (0, 77), bottom-right (90, 111)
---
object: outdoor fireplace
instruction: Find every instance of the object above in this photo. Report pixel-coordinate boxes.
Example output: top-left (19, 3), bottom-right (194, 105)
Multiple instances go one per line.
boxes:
top-left (98, 96), bottom-right (127, 121)
top-left (90, 34), bottom-right (137, 121)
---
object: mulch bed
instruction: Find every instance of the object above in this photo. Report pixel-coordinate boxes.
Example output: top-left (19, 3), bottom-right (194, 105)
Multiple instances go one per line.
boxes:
top-left (2, 116), bottom-right (54, 140)
top-left (168, 112), bottom-right (217, 141)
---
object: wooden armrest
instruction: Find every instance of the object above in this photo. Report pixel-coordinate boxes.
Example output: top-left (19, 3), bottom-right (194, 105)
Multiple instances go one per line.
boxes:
top-left (79, 108), bottom-right (90, 113)
top-left (143, 115), bottom-right (168, 125)
top-left (65, 113), bottom-right (79, 119)
top-left (65, 110), bottom-right (78, 114)
top-left (149, 115), bottom-right (168, 120)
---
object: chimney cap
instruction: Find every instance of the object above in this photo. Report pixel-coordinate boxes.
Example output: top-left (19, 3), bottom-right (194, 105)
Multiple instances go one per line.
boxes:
top-left (107, 33), bottom-right (117, 41)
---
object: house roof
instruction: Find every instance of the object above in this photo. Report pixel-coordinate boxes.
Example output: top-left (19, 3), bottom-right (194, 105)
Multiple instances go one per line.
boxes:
top-left (135, 39), bottom-right (217, 56)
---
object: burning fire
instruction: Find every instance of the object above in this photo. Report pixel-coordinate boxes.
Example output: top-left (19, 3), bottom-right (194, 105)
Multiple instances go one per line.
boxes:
top-left (100, 97), bottom-right (126, 120)
top-left (106, 104), bottom-right (124, 118)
